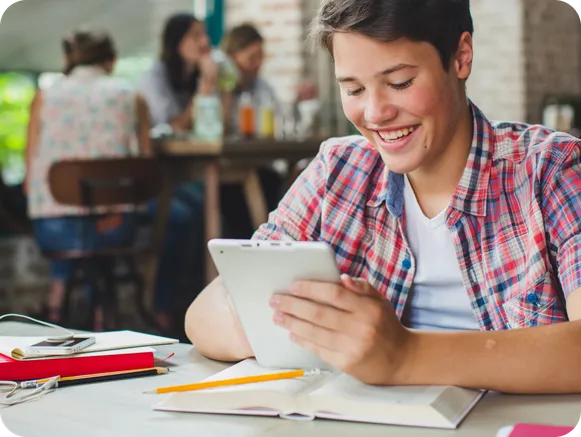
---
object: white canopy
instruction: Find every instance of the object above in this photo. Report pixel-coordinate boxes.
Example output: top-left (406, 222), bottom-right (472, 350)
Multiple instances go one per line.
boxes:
top-left (0, 0), bottom-right (193, 72)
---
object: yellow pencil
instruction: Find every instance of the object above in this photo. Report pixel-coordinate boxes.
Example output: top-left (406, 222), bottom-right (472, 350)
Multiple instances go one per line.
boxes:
top-left (145, 368), bottom-right (321, 394)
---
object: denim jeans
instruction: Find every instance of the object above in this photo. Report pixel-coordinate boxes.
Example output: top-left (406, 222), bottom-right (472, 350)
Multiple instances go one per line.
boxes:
top-left (33, 214), bottom-right (137, 281)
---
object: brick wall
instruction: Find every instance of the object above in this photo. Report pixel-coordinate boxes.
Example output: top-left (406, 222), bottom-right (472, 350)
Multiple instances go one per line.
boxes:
top-left (523, 0), bottom-right (581, 124)
top-left (243, 0), bottom-right (580, 130)
top-left (468, 0), bottom-right (581, 124)
top-left (467, 0), bottom-right (526, 122)
top-left (225, 0), bottom-right (304, 103)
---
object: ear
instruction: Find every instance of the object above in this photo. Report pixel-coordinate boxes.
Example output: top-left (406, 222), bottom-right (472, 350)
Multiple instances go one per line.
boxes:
top-left (454, 32), bottom-right (473, 80)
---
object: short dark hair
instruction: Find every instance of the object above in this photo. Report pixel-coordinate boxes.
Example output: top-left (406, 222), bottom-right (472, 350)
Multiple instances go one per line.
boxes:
top-left (310, 0), bottom-right (474, 69)
top-left (63, 30), bottom-right (117, 71)
top-left (222, 24), bottom-right (263, 55)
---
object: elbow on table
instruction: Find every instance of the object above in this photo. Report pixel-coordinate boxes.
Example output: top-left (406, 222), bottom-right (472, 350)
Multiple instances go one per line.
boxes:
top-left (184, 299), bottom-right (211, 355)
top-left (184, 301), bottom-right (197, 344)
top-left (184, 298), bottom-right (246, 362)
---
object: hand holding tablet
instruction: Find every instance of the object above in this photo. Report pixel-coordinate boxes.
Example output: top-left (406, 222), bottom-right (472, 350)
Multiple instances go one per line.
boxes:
top-left (208, 239), bottom-right (340, 369)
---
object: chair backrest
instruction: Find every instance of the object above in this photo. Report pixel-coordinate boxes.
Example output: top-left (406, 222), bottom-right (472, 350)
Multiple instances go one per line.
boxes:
top-left (48, 157), bottom-right (161, 208)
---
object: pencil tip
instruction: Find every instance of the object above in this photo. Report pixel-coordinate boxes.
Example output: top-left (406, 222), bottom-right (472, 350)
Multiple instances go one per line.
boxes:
top-left (142, 390), bottom-right (156, 394)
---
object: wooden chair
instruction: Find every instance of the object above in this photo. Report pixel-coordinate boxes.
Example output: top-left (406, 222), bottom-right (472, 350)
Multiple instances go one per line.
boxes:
top-left (0, 176), bottom-right (31, 235)
top-left (47, 157), bottom-right (162, 330)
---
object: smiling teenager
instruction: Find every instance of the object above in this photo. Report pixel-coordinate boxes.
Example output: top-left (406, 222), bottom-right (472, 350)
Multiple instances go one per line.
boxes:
top-left (185, 0), bottom-right (581, 394)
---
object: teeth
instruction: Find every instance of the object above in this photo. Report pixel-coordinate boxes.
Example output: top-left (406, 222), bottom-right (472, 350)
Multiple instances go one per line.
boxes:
top-left (379, 126), bottom-right (415, 142)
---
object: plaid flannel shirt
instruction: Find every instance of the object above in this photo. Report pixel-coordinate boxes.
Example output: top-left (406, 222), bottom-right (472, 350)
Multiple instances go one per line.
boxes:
top-left (253, 102), bottom-right (581, 330)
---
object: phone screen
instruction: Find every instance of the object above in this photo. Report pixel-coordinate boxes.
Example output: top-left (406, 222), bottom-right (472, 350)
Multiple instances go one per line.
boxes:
top-left (31, 337), bottom-right (92, 348)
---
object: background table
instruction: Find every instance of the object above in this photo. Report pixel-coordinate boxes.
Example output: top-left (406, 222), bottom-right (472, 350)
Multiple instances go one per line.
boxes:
top-left (1, 322), bottom-right (580, 437)
top-left (142, 137), bottom-right (322, 311)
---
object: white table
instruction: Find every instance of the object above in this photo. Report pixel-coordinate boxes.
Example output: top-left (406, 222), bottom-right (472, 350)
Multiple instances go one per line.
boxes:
top-left (1, 322), bottom-right (580, 437)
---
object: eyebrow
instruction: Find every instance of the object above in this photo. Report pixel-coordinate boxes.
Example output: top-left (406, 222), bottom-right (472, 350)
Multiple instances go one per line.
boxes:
top-left (336, 63), bottom-right (417, 83)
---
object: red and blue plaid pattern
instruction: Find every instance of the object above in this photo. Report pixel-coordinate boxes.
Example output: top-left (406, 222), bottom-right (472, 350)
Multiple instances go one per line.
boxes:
top-left (253, 102), bottom-right (581, 330)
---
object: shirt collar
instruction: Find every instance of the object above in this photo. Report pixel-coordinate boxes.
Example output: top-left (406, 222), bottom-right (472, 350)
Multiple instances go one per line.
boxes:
top-left (367, 100), bottom-right (495, 218)
top-left (69, 65), bottom-right (108, 78)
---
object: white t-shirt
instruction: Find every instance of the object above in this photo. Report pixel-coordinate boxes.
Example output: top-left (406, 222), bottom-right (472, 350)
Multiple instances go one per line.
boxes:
top-left (401, 176), bottom-right (480, 331)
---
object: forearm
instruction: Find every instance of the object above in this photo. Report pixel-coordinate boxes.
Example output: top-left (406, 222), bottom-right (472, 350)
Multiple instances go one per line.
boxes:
top-left (185, 277), bottom-right (253, 362)
top-left (399, 321), bottom-right (581, 394)
top-left (197, 77), bottom-right (217, 96)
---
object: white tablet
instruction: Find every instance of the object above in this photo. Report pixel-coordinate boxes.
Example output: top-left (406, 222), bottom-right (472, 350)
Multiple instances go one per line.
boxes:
top-left (207, 239), bottom-right (341, 370)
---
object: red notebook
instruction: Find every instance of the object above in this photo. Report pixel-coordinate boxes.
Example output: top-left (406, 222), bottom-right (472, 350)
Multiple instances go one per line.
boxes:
top-left (0, 348), bottom-right (155, 381)
top-left (507, 424), bottom-right (575, 437)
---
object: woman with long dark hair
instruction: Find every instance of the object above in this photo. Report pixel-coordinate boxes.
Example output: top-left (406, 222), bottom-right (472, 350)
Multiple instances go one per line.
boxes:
top-left (139, 13), bottom-right (220, 131)
top-left (138, 13), bottom-right (222, 333)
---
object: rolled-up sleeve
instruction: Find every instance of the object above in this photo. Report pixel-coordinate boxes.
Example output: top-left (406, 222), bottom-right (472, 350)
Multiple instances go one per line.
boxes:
top-left (558, 235), bottom-right (581, 298)
top-left (543, 139), bottom-right (581, 298)
top-left (252, 142), bottom-right (328, 241)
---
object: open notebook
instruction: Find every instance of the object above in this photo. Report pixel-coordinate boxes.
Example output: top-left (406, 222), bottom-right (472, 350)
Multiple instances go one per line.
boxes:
top-left (154, 359), bottom-right (485, 429)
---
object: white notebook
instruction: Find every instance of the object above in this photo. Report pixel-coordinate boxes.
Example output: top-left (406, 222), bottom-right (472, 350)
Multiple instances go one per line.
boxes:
top-left (0, 330), bottom-right (178, 359)
top-left (154, 358), bottom-right (485, 429)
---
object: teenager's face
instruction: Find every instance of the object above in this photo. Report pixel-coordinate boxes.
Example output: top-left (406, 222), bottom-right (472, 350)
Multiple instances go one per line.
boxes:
top-left (333, 32), bottom-right (473, 174)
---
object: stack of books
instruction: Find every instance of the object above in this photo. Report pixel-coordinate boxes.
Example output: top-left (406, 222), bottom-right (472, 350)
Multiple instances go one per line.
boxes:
top-left (0, 331), bottom-right (178, 381)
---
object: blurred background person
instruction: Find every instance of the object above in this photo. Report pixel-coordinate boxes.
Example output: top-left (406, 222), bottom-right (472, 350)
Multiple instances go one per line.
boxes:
top-left (25, 30), bottom-right (151, 328)
top-left (222, 23), bottom-right (274, 137)
top-left (222, 23), bottom-right (319, 138)
top-left (139, 12), bottom-right (223, 132)
top-left (138, 13), bottom-right (217, 333)
top-left (219, 23), bottom-right (315, 238)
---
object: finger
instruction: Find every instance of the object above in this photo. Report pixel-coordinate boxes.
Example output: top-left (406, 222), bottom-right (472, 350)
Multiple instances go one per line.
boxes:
top-left (289, 281), bottom-right (360, 311)
top-left (290, 332), bottom-right (347, 369)
top-left (273, 311), bottom-right (345, 352)
top-left (340, 275), bottom-right (385, 300)
top-left (270, 294), bottom-right (348, 331)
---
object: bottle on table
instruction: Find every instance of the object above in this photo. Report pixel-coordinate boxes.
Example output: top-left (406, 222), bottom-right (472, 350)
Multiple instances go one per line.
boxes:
top-left (238, 91), bottom-right (255, 139)
top-left (258, 90), bottom-right (275, 139)
top-left (193, 94), bottom-right (223, 142)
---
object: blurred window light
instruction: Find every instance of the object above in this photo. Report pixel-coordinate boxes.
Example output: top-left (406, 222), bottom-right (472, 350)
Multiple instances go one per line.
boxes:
top-left (38, 72), bottom-right (63, 90)
top-left (193, 0), bottom-right (211, 19)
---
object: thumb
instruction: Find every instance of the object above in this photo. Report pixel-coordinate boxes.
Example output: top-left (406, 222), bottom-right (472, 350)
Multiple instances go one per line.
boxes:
top-left (340, 275), bottom-right (381, 298)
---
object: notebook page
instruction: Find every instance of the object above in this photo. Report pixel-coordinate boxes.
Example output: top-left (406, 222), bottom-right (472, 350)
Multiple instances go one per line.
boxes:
top-left (155, 358), bottom-right (329, 416)
top-left (310, 373), bottom-right (447, 405)
top-left (306, 373), bottom-right (483, 428)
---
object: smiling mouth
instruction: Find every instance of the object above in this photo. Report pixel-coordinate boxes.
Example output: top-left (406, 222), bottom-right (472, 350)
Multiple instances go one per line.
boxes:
top-left (376, 126), bottom-right (418, 142)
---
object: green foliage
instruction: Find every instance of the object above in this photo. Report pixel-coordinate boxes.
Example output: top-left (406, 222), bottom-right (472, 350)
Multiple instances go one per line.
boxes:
top-left (0, 59), bottom-right (153, 185)
top-left (114, 56), bottom-right (153, 84)
top-left (0, 73), bottom-right (36, 185)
